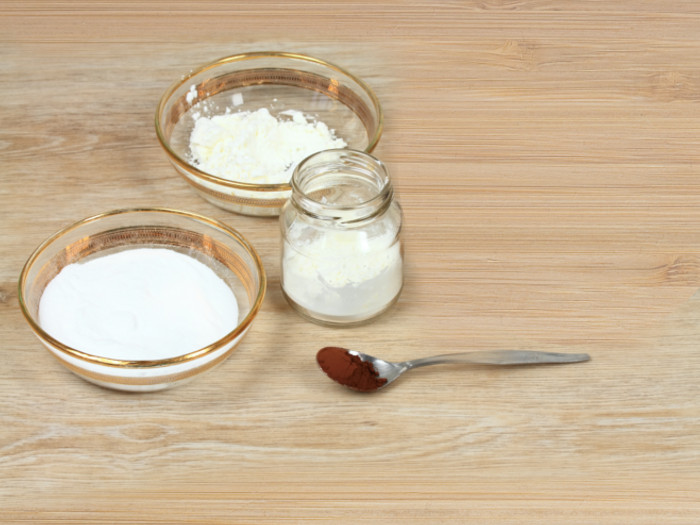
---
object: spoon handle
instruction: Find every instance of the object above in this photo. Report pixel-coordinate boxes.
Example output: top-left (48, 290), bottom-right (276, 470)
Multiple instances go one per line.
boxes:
top-left (405, 350), bottom-right (590, 369)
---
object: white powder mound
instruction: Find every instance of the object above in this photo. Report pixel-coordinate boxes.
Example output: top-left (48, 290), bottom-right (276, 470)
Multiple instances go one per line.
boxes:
top-left (38, 248), bottom-right (239, 361)
top-left (189, 108), bottom-right (347, 184)
top-left (285, 229), bottom-right (400, 288)
top-left (282, 228), bottom-right (403, 318)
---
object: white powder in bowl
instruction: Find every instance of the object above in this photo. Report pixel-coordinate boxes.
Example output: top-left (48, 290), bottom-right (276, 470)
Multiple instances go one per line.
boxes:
top-left (38, 248), bottom-right (239, 361)
top-left (188, 108), bottom-right (347, 184)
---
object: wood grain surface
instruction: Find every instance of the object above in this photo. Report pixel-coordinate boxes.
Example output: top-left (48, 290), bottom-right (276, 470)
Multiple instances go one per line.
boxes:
top-left (2, 1), bottom-right (700, 523)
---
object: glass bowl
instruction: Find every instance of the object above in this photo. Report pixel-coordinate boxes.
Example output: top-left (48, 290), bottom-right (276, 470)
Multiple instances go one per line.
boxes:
top-left (18, 208), bottom-right (266, 392)
top-left (155, 51), bottom-right (383, 216)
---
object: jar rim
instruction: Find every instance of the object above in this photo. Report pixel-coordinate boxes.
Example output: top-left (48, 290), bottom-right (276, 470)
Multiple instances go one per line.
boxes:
top-left (290, 149), bottom-right (393, 223)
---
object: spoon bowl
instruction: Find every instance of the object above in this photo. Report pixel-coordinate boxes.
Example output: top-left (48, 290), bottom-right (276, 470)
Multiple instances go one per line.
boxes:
top-left (316, 347), bottom-right (591, 392)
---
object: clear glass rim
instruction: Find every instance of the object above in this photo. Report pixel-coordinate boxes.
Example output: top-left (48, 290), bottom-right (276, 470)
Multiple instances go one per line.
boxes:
top-left (154, 51), bottom-right (384, 192)
top-left (290, 148), bottom-right (393, 223)
top-left (17, 207), bottom-right (267, 369)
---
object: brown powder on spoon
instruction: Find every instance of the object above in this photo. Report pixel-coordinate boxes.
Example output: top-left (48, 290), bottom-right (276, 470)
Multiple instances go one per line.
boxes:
top-left (316, 346), bottom-right (387, 392)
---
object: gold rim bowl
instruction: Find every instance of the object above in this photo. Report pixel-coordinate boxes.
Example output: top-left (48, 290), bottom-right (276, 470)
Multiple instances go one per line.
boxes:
top-left (18, 208), bottom-right (266, 392)
top-left (155, 51), bottom-right (383, 216)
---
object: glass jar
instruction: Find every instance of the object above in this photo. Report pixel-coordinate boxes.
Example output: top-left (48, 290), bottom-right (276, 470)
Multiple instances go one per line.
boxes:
top-left (280, 149), bottom-right (403, 326)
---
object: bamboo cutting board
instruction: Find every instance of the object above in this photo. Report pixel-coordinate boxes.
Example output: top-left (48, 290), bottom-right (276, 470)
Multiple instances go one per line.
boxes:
top-left (2, 2), bottom-right (700, 523)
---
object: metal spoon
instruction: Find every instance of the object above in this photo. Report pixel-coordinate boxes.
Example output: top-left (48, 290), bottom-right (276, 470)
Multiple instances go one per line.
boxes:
top-left (316, 346), bottom-right (591, 392)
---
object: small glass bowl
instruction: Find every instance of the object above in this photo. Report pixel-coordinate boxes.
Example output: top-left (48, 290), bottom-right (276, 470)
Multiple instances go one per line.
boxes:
top-left (18, 208), bottom-right (266, 392)
top-left (155, 51), bottom-right (383, 216)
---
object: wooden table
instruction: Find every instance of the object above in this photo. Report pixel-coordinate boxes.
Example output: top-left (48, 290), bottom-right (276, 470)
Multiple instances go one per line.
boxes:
top-left (3, 2), bottom-right (700, 522)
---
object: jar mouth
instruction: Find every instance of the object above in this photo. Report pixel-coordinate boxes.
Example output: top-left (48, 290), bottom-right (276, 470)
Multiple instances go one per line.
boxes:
top-left (291, 149), bottom-right (393, 223)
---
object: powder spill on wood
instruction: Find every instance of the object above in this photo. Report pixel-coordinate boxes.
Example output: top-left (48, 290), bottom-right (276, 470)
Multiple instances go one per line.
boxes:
top-left (316, 346), bottom-right (387, 392)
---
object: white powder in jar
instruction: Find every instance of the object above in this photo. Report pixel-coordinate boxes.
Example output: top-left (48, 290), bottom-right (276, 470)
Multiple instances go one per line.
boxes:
top-left (38, 248), bottom-right (239, 361)
top-left (189, 108), bottom-right (347, 184)
top-left (282, 228), bottom-right (403, 319)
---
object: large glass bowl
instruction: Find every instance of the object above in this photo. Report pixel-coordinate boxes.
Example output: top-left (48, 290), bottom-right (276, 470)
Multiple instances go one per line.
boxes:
top-left (155, 51), bottom-right (383, 216)
top-left (18, 208), bottom-right (266, 392)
